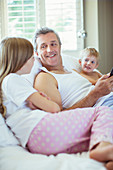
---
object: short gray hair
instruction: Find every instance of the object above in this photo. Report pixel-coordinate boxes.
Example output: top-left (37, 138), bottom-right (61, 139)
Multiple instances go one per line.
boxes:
top-left (33, 27), bottom-right (62, 52)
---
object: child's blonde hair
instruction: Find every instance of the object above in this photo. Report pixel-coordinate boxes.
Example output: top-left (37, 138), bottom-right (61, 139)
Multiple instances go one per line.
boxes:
top-left (80, 47), bottom-right (100, 64)
top-left (0, 37), bottom-right (34, 116)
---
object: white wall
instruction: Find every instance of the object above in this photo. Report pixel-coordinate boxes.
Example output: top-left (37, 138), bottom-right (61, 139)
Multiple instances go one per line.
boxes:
top-left (84, 0), bottom-right (113, 73)
top-left (84, 0), bottom-right (99, 50)
top-left (98, 0), bottom-right (113, 73)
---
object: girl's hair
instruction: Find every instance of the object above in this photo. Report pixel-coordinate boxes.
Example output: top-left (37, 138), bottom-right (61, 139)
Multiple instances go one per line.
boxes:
top-left (0, 37), bottom-right (34, 116)
top-left (80, 47), bottom-right (100, 64)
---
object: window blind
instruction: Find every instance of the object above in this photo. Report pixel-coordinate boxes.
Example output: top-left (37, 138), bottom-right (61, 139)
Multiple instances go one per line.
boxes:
top-left (45, 0), bottom-right (83, 50)
top-left (7, 0), bottom-right (36, 40)
top-left (1, 0), bottom-right (84, 52)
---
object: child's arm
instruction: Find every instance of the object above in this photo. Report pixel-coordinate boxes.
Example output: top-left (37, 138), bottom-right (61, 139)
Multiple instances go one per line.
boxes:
top-left (85, 78), bottom-right (97, 85)
top-left (74, 68), bottom-right (102, 85)
top-left (90, 72), bottom-right (102, 85)
top-left (81, 72), bottom-right (102, 85)
top-left (26, 91), bottom-right (50, 110)
top-left (97, 72), bottom-right (102, 78)
top-left (26, 91), bottom-right (61, 113)
top-left (73, 69), bottom-right (97, 85)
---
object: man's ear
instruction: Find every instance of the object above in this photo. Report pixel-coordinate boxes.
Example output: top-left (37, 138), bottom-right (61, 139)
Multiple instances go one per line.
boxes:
top-left (79, 59), bottom-right (82, 65)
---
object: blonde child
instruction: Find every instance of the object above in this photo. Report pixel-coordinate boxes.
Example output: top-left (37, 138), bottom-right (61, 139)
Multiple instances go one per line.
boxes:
top-left (1, 37), bottom-right (113, 170)
top-left (73, 48), bottom-right (102, 85)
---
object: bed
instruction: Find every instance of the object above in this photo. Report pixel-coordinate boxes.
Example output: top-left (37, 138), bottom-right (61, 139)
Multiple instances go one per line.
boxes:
top-left (0, 54), bottom-right (106, 170)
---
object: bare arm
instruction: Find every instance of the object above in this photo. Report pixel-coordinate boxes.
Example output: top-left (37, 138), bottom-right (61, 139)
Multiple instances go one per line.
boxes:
top-left (82, 77), bottom-right (97, 85)
top-left (98, 72), bottom-right (102, 78)
top-left (64, 90), bottom-right (99, 110)
top-left (73, 69), bottom-right (102, 85)
top-left (34, 72), bottom-right (63, 111)
top-left (65, 74), bottom-right (113, 110)
top-left (89, 72), bottom-right (102, 85)
top-left (26, 91), bottom-right (60, 113)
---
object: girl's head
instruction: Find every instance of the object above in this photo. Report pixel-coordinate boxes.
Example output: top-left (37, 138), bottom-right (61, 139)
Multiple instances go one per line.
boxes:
top-left (0, 37), bottom-right (34, 116)
top-left (79, 48), bottom-right (100, 73)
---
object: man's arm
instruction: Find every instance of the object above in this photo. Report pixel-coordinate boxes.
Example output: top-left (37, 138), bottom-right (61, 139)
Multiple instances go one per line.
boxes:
top-left (65, 74), bottom-right (113, 110)
top-left (34, 71), bottom-right (63, 110)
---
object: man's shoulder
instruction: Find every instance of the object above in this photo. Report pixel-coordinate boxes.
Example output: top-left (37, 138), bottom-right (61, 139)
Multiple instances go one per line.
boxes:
top-left (34, 70), bottom-right (57, 88)
top-left (36, 70), bottom-right (56, 82)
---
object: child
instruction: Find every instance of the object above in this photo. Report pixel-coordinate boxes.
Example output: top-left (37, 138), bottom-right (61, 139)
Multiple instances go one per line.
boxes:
top-left (0, 37), bottom-right (113, 170)
top-left (73, 48), bottom-right (102, 85)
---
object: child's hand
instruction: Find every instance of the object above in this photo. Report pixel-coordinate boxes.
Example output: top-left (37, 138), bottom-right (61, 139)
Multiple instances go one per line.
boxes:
top-left (39, 91), bottom-right (51, 100)
top-left (26, 101), bottom-right (38, 110)
top-left (26, 91), bottom-right (51, 110)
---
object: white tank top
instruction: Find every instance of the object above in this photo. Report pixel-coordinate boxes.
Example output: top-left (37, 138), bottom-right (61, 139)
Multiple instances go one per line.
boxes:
top-left (41, 67), bottom-right (94, 109)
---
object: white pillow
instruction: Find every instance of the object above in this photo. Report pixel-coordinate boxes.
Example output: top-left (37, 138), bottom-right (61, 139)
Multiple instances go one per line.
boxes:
top-left (0, 114), bottom-right (19, 147)
top-left (62, 53), bottom-right (81, 72)
top-left (30, 58), bottom-right (42, 75)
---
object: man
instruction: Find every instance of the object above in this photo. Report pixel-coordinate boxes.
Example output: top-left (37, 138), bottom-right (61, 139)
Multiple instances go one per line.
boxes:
top-left (33, 27), bottom-right (113, 111)
top-left (32, 27), bottom-right (113, 170)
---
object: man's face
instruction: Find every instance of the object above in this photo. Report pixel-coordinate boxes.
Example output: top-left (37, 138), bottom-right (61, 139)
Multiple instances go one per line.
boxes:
top-left (36, 32), bottom-right (61, 68)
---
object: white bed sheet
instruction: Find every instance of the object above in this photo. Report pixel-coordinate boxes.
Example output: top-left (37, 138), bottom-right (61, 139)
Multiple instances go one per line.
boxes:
top-left (0, 146), bottom-right (106, 170)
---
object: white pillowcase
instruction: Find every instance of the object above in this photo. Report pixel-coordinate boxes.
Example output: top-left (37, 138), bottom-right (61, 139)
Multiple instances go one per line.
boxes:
top-left (62, 53), bottom-right (81, 72)
top-left (0, 114), bottom-right (19, 147)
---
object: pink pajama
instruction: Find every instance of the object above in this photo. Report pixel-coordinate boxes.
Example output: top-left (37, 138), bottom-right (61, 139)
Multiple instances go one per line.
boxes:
top-left (27, 106), bottom-right (113, 155)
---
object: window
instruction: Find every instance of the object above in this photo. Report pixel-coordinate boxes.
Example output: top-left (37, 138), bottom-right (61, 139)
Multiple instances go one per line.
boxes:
top-left (45, 0), bottom-right (84, 51)
top-left (0, 0), bottom-right (84, 52)
top-left (7, 0), bottom-right (36, 40)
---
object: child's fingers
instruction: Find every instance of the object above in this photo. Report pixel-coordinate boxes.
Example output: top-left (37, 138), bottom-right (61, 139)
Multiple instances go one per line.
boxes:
top-left (39, 91), bottom-right (51, 100)
top-left (27, 101), bottom-right (38, 110)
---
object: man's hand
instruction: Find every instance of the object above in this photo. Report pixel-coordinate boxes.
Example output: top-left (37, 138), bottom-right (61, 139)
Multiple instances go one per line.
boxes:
top-left (94, 74), bottom-right (113, 98)
top-left (65, 74), bottom-right (113, 111)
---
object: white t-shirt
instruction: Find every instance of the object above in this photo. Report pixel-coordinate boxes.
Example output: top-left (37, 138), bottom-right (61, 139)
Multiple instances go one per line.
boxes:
top-left (2, 73), bottom-right (48, 147)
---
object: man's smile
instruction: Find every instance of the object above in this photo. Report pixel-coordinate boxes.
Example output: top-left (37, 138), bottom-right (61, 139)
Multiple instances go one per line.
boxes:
top-left (46, 53), bottom-right (57, 58)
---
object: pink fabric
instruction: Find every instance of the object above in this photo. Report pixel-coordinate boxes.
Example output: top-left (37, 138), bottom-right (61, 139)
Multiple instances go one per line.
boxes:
top-left (27, 106), bottom-right (113, 155)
